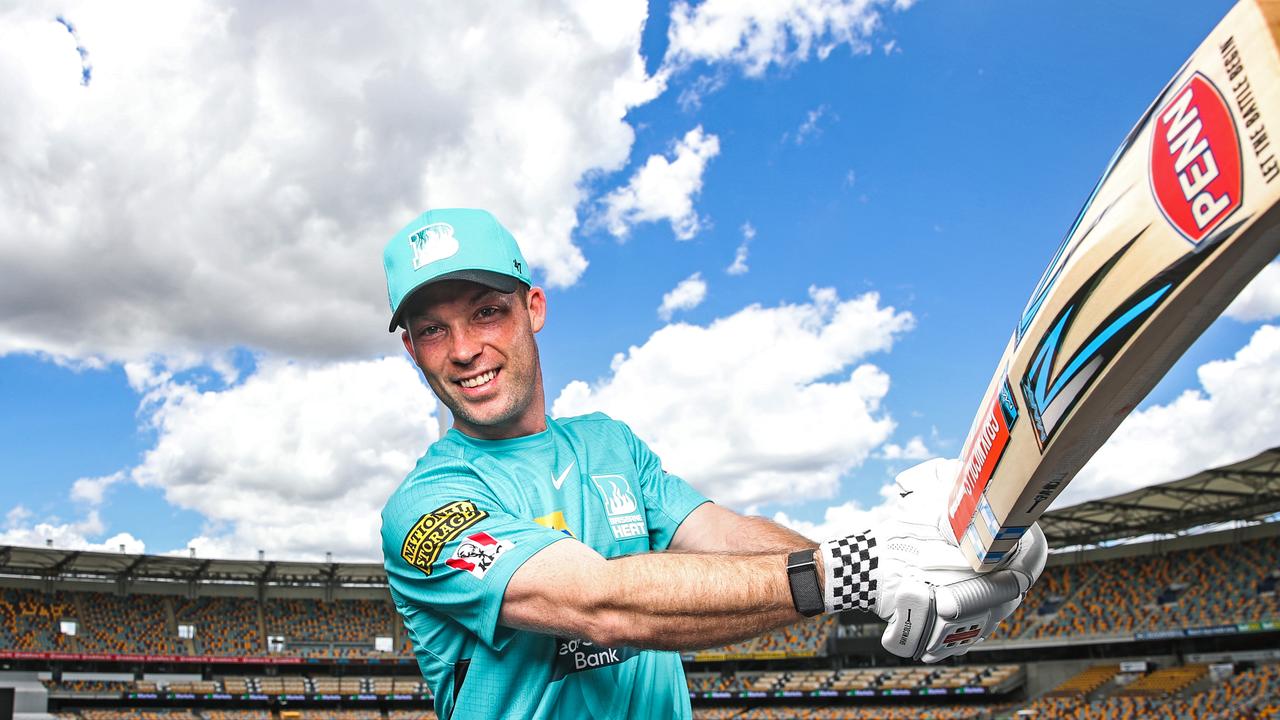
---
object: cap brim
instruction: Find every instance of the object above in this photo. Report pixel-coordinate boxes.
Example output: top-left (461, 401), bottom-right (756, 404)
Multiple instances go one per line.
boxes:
top-left (388, 270), bottom-right (524, 332)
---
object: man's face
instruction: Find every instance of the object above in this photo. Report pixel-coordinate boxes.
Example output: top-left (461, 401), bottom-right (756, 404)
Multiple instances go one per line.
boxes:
top-left (401, 280), bottom-right (547, 440)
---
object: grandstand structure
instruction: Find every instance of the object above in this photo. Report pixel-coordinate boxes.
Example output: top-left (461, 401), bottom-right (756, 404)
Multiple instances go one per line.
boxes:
top-left (0, 448), bottom-right (1278, 719)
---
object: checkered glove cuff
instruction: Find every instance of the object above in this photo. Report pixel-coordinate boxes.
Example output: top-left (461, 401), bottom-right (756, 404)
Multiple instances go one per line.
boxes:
top-left (819, 530), bottom-right (878, 614)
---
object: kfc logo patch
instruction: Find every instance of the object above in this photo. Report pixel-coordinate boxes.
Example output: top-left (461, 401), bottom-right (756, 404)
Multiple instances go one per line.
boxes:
top-left (445, 531), bottom-right (513, 579)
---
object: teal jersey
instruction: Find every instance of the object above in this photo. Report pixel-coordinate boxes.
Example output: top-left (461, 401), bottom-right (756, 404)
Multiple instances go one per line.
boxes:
top-left (381, 412), bottom-right (710, 720)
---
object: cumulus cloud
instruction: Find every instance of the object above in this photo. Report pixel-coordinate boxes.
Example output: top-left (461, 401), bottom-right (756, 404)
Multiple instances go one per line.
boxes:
top-left (880, 436), bottom-right (931, 461)
top-left (0, 508), bottom-right (145, 554)
top-left (553, 287), bottom-right (915, 507)
top-left (122, 356), bottom-right (438, 561)
top-left (658, 272), bottom-right (708, 320)
top-left (1224, 262), bottom-right (1280, 322)
top-left (599, 126), bottom-right (721, 241)
top-left (663, 0), bottom-right (911, 77)
top-left (0, 1), bottom-right (660, 365)
top-left (69, 471), bottom-right (126, 506)
top-left (727, 222), bottom-right (754, 275)
top-left (1059, 323), bottom-right (1280, 507)
top-left (773, 458), bottom-right (956, 540)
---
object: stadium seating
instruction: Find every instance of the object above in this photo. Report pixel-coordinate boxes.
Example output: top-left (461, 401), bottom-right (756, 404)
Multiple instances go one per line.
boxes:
top-left (173, 597), bottom-right (262, 656)
top-left (1018, 663), bottom-right (1280, 718)
top-left (0, 588), bottom-right (78, 651)
top-left (1044, 665), bottom-right (1120, 697)
top-left (263, 598), bottom-right (395, 655)
top-left (74, 592), bottom-right (181, 655)
top-left (703, 616), bottom-right (835, 657)
top-left (992, 536), bottom-right (1280, 642)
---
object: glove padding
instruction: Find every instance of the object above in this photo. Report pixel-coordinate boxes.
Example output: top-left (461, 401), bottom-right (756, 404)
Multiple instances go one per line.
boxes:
top-left (817, 458), bottom-right (1047, 663)
top-left (874, 520), bottom-right (1046, 663)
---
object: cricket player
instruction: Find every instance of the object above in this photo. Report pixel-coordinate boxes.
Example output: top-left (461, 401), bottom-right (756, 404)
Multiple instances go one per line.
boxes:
top-left (380, 208), bottom-right (1047, 720)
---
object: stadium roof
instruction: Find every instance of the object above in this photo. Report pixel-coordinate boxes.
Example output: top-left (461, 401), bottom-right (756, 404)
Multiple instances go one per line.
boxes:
top-left (1, 449), bottom-right (1278, 586)
top-left (1038, 446), bottom-right (1280, 547)
top-left (0, 545), bottom-right (388, 587)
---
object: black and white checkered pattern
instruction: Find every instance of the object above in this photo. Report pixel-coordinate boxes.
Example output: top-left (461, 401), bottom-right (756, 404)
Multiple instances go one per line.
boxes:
top-left (821, 531), bottom-right (878, 613)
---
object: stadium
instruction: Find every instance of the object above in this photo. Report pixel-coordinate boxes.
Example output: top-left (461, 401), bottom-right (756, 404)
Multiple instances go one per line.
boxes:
top-left (0, 448), bottom-right (1276, 720)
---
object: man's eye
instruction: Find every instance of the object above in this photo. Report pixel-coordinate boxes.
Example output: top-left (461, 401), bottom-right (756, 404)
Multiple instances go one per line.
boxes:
top-left (477, 307), bottom-right (500, 319)
top-left (418, 325), bottom-right (443, 337)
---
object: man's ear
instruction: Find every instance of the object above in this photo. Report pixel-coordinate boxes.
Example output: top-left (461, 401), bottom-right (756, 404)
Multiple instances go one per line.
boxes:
top-left (527, 287), bottom-right (547, 333)
top-left (401, 328), bottom-right (415, 360)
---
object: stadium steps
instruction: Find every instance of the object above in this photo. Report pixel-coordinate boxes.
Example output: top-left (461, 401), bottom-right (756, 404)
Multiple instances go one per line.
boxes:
top-left (254, 603), bottom-right (267, 653)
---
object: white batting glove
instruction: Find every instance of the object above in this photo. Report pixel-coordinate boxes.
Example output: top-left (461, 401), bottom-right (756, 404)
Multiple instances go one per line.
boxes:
top-left (816, 459), bottom-right (1048, 663)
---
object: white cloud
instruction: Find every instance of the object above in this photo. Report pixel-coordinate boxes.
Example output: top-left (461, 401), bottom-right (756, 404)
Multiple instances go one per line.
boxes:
top-left (727, 222), bottom-right (754, 275)
top-left (1224, 261), bottom-right (1280, 322)
top-left (1059, 323), bottom-right (1280, 507)
top-left (599, 126), bottom-right (721, 241)
top-left (0, 1), bottom-right (661, 365)
top-left (658, 272), bottom-right (708, 320)
top-left (125, 356), bottom-right (438, 561)
top-left (663, 0), bottom-right (909, 77)
top-left (4, 506), bottom-right (33, 529)
top-left (773, 458), bottom-right (957, 540)
top-left (786, 104), bottom-right (833, 145)
top-left (880, 436), bottom-right (931, 461)
top-left (553, 286), bottom-right (915, 507)
top-left (0, 509), bottom-right (145, 554)
top-left (70, 471), bottom-right (126, 506)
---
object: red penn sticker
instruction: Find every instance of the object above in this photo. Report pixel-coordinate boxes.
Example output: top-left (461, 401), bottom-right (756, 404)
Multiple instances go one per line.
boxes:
top-left (1150, 72), bottom-right (1242, 244)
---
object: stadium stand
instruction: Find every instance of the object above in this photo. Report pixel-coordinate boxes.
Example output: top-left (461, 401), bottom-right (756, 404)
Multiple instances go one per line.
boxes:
top-left (173, 597), bottom-right (262, 656)
top-left (1017, 662), bottom-right (1280, 718)
top-left (5, 458), bottom-right (1280, 720)
top-left (1043, 665), bottom-right (1121, 697)
top-left (0, 588), bottom-right (78, 651)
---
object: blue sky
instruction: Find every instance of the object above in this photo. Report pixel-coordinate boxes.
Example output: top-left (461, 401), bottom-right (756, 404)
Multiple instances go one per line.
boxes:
top-left (2, 0), bottom-right (1277, 560)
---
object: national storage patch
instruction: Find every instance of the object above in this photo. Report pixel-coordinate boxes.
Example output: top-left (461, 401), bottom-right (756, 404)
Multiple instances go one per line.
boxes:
top-left (401, 500), bottom-right (488, 575)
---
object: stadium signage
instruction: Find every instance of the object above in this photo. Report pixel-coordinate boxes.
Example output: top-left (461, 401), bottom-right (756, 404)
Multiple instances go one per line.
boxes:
top-left (687, 686), bottom-right (995, 701)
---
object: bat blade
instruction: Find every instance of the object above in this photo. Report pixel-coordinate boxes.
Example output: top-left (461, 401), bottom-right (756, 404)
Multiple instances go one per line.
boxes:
top-left (947, 0), bottom-right (1280, 572)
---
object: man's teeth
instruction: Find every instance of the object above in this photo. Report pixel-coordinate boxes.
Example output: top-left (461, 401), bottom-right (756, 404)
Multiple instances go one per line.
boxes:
top-left (459, 370), bottom-right (497, 389)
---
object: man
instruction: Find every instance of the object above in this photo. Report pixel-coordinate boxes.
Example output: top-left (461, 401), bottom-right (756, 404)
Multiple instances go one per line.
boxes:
top-left (380, 208), bottom-right (1046, 720)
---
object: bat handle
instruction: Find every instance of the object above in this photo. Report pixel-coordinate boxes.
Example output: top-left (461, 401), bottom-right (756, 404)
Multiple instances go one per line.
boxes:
top-left (935, 571), bottom-right (1023, 620)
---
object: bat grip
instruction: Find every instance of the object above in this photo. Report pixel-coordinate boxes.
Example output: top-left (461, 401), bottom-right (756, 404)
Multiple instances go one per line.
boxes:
top-left (935, 571), bottom-right (1022, 620)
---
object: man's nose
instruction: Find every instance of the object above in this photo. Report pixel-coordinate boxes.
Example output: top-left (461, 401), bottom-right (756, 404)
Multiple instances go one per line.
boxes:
top-left (448, 328), bottom-right (483, 364)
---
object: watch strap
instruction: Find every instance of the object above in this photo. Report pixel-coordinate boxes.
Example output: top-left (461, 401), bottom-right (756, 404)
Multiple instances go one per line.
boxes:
top-left (786, 549), bottom-right (824, 617)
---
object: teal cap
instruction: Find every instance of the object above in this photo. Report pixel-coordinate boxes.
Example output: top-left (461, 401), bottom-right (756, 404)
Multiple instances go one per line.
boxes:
top-left (383, 208), bottom-right (532, 331)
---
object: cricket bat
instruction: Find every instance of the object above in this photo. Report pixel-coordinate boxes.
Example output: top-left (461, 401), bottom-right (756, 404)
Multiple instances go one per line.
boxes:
top-left (946, 0), bottom-right (1280, 572)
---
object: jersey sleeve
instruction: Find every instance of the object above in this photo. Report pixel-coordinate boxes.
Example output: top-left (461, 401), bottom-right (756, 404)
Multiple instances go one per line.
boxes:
top-left (619, 422), bottom-right (710, 551)
top-left (381, 471), bottom-right (568, 651)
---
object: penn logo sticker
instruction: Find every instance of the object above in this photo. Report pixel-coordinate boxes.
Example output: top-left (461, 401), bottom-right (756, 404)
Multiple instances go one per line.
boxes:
top-left (1150, 72), bottom-right (1242, 244)
top-left (400, 500), bottom-right (487, 576)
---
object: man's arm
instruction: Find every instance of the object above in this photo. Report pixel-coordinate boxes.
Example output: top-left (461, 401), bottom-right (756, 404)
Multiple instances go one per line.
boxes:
top-left (500, 538), bottom-right (815, 651)
top-left (669, 502), bottom-right (816, 554)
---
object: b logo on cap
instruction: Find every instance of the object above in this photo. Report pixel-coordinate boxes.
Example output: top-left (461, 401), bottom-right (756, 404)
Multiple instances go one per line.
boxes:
top-left (409, 222), bottom-right (460, 270)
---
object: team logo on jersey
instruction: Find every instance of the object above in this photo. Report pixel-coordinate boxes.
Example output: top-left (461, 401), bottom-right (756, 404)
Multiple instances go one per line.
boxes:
top-left (533, 511), bottom-right (575, 538)
top-left (589, 474), bottom-right (646, 541)
top-left (408, 222), bottom-right (460, 270)
top-left (445, 531), bottom-right (513, 579)
top-left (400, 500), bottom-right (487, 576)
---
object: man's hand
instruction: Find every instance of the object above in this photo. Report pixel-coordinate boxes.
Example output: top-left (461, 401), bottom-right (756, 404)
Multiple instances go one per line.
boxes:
top-left (817, 459), bottom-right (1047, 663)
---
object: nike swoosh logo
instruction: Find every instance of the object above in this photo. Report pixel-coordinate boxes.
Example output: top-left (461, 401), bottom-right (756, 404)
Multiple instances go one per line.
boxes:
top-left (552, 460), bottom-right (576, 490)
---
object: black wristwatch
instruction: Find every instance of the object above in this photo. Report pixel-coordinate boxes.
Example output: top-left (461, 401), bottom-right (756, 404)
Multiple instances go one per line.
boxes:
top-left (786, 550), bottom-right (824, 617)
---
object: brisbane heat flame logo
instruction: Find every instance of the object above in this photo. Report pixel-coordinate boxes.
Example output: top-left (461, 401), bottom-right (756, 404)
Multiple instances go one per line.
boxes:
top-left (1150, 72), bottom-right (1242, 244)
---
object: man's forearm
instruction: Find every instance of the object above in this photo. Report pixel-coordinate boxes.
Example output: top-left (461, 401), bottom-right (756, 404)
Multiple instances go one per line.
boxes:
top-left (501, 536), bottom-right (828, 651)
top-left (589, 550), bottom-right (813, 651)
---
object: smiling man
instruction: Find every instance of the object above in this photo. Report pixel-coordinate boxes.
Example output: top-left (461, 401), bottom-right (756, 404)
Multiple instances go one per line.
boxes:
top-left (379, 208), bottom-right (1047, 720)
